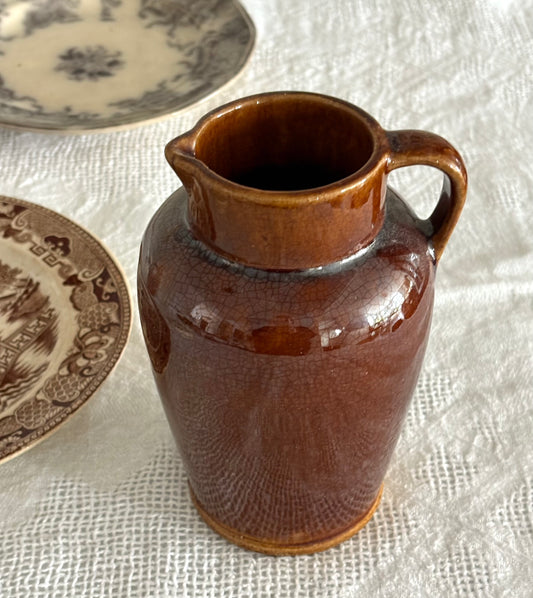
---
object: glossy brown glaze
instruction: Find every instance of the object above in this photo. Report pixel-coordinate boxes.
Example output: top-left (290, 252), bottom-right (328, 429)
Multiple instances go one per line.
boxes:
top-left (138, 92), bottom-right (467, 554)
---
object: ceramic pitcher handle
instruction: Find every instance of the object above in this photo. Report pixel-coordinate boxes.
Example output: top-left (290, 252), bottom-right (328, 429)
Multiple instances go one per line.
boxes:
top-left (386, 130), bottom-right (467, 262)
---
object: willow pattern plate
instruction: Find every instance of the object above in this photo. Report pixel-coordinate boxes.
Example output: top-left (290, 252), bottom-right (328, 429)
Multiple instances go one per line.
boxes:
top-left (0, 196), bottom-right (132, 462)
top-left (0, 0), bottom-right (255, 132)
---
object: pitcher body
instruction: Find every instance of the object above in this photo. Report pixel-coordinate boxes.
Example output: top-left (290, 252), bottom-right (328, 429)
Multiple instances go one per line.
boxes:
top-left (138, 92), bottom-right (467, 554)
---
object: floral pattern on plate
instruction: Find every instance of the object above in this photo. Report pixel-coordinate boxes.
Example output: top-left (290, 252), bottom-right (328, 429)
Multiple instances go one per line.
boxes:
top-left (55, 45), bottom-right (125, 81)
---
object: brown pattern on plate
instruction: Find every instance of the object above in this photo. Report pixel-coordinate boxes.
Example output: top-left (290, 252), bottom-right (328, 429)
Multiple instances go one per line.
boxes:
top-left (0, 196), bottom-right (131, 462)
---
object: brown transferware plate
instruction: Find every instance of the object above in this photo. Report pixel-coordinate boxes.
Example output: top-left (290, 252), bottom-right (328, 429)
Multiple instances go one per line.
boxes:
top-left (0, 196), bottom-right (131, 462)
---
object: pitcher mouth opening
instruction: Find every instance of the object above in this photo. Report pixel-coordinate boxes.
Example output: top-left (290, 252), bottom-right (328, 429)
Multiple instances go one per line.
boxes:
top-left (189, 92), bottom-right (384, 193)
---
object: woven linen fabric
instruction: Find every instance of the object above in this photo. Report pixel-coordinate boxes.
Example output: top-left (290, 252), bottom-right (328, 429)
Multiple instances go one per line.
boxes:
top-left (1, 0), bottom-right (532, 596)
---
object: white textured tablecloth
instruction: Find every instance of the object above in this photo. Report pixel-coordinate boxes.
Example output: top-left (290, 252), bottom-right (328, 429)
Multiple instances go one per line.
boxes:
top-left (1, 1), bottom-right (532, 596)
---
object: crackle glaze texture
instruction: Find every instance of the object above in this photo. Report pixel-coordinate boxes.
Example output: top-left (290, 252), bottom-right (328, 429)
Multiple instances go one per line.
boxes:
top-left (138, 92), bottom-right (467, 554)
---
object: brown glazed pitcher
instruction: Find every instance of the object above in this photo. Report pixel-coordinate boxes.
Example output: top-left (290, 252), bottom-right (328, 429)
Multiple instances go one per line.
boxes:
top-left (138, 92), bottom-right (467, 555)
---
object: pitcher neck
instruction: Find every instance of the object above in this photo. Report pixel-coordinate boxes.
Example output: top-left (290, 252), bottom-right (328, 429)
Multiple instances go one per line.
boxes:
top-left (165, 93), bottom-right (391, 271)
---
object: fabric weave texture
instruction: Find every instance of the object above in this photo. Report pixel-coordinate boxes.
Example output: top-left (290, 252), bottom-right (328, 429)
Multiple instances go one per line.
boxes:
top-left (0, 0), bottom-right (532, 596)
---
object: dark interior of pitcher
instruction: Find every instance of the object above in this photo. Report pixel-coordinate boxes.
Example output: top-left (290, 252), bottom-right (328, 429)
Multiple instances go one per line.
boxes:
top-left (194, 96), bottom-right (376, 191)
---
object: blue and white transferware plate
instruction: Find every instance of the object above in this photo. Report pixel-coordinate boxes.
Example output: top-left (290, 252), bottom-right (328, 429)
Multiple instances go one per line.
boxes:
top-left (0, 0), bottom-right (255, 132)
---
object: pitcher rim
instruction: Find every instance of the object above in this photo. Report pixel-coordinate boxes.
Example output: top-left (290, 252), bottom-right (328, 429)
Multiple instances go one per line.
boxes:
top-left (165, 91), bottom-right (390, 206)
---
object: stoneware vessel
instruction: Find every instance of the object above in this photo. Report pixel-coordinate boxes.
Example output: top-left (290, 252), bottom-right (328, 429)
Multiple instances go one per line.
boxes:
top-left (138, 92), bottom-right (467, 555)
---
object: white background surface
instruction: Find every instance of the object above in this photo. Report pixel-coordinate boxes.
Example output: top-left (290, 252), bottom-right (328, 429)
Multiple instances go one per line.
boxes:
top-left (1, 0), bottom-right (532, 596)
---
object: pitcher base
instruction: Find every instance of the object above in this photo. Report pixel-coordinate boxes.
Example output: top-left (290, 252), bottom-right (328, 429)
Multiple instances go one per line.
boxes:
top-left (190, 483), bottom-right (384, 555)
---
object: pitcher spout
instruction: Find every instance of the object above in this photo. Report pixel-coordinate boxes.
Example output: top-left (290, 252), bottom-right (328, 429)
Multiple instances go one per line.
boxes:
top-left (165, 131), bottom-right (201, 191)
